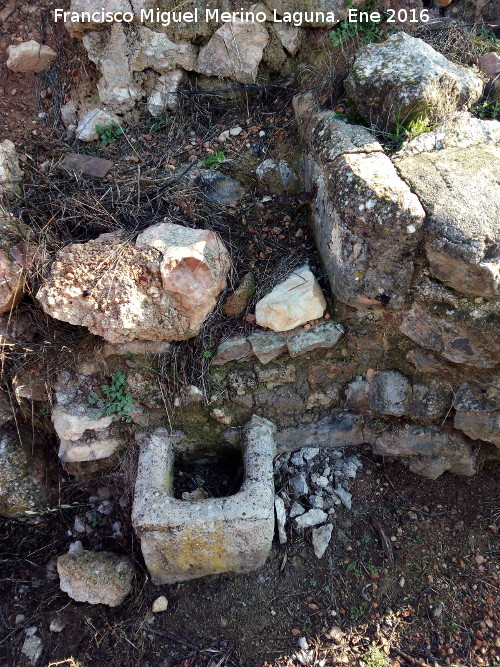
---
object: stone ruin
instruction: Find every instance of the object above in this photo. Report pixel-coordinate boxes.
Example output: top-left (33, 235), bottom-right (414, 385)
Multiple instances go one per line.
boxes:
top-left (1, 3), bottom-right (499, 599)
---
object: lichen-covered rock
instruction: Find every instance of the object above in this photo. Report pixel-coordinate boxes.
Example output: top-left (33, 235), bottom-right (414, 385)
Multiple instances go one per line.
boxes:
top-left (196, 20), bottom-right (269, 84)
top-left (453, 382), bottom-right (500, 448)
top-left (255, 265), bottom-right (326, 332)
top-left (192, 170), bottom-right (245, 206)
top-left (0, 428), bottom-right (46, 519)
top-left (400, 278), bottom-right (500, 368)
top-left (395, 142), bottom-right (500, 299)
top-left (286, 321), bottom-right (344, 357)
top-left (0, 140), bottom-right (22, 201)
top-left (57, 549), bottom-right (134, 606)
top-left (37, 223), bottom-right (230, 343)
top-left (374, 424), bottom-right (479, 479)
top-left (0, 213), bottom-right (32, 314)
top-left (345, 32), bottom-right (483, 131)
top-left (302, 124), bottom-right (425, 308)
top-left (75, 108), bottom-right (122, 142)
top-left (6, 40), bottom-right (57, 73)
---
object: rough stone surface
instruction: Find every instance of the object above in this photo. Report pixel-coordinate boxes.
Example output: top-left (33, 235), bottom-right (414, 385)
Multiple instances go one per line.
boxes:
top-left (0, 214), bottom-right (31, 314)
top-left (0, 428), bottom-right (46, 519)
top-left (400, 278), bottom-right (500, 368)
top-left (131, 26), bottom-right (197, 73)
top-left (369, 371), bottom-right (410, 417)
top-left (312, 524), bottom-right (333, 558)
top-left (396, 143), bottom-right (500, 298)
top-left (6, 40), bottom-right (57, 73)
top-left (255, 266), bottom-right (326, 332)
top-left (256, 158), bottom-right (301, 194)
top-left (306, 146), bottom-right (425, 309)
top-left (295, 509), bottom-right (328, 529)
top-left (275, 496), bottom-right (287, 544)
top-left (345, 32), bottom-right (483, 131)
top-left (213, 337), bottom-right (255, 366)
top-left (394, 113), bottom-right (500, 158)
top-left (409, 380), bottom-right (452, 425)
top-left (374, 425), bottom-right (478, 479)
top-left (192, 169), bottom-right (245, 206)
top-left (222, 272), bottom-right (255, 318)
top-left (287, 321), bottom-right (344, 358)
top-left (37, 223), bottom-right (230, 343)
top-left (57, 549), bottom-right (134, 606)
top-left (276, 412), bottom-right (366, 452)
top-left (147, 69), bottom-right (185, 116)
top-left (133, 417), bottom-right (276, 584)
top-left (0, 140), bottom-right (22, 201)
top-left (196, 20), bottom-right (269, 84)
top-left (248, 331), bottom-right (287, 364)
top-left (453, 382), bottom-right (500, 447)
top-left (75, 108), bottom-right (122, 142)
top-left (83, 26), bottom-right (143, 112)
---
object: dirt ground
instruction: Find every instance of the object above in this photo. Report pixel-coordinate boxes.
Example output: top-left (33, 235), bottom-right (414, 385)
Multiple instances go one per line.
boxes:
top-left (1, 4), bottom-right (499, 667)
top-left (1, 452), bottom-right (499, 667)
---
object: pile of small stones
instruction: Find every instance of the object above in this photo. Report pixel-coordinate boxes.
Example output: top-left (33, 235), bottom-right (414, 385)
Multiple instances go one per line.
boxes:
top-left (273, 447), bottom-right (363, 558)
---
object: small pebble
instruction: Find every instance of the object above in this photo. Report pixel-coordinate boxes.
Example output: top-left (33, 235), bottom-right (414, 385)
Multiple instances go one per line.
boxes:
top-left (152, 596), bottom-right (169, 613)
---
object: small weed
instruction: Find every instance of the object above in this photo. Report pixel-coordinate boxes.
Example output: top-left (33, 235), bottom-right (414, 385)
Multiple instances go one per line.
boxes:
top-left (203, 151), bottom-right (227, 170)
top-left (203, 349), bottom-right (213, 359)
top-left (367, 564), bottom-right (380, 578)
top-left (38, 404), bottom-right (51, 416)
top-left (377, 108), bottom-right (434, 150)
top-left (362, 643), bottom-right (389, 667)
top-left (147, 116), bottom-right (167, 132)
top-left (350, 604), bottom-right (365, 620)
top-left (88, 370), bottom-right (134, 422)
top-left (96, 123), bottom-right (124, 147)
top-left (330, 0), bottom-right (385, 48)
top-left (472, 99), bottom-right (500, 120)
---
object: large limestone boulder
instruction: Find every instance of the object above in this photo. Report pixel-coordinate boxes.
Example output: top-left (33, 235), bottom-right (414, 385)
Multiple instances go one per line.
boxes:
top-left (0, 213), bottom-right (32, 314)
top-left (255, 265), bottom-right (326, 332)
top-left (6, 40), bottom-right (57, 73)
top-left (345, 33), bottom-right (483, 131)
top-left (37, 223), bottom-right (230, 343)
top-left (0, 140), bottom-right (22, 201)
top-left (0, 428), bottom-right (47, 519)
top-left (57, 548), bottom-right (134, 606)
top-left (394, 120), bottom-right (500, 299)
top-left (196, 20), bottom-right (269, 84)
top-left (295, 103), bottom-right (425, 309)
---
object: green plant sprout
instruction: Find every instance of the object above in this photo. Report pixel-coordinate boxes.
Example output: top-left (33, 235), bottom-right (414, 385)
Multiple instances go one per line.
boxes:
top-left (88, 370), bottom-right (134, 422)
top-left (330, 0), bottom-right (385, 47)
top-left (203, 150), bottom-right (227, 170)
top-left (96, 123), bottom-right (124, 147)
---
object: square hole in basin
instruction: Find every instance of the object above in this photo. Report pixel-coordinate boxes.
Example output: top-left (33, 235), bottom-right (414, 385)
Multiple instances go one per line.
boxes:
top-left (173, 447), bottom-right (244, 500)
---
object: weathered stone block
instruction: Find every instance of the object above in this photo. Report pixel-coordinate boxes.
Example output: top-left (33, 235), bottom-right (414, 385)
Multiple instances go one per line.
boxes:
top-left (345, 32), bottom-right (483, 131)
top-left (132, 416), bottom-right (277, 584)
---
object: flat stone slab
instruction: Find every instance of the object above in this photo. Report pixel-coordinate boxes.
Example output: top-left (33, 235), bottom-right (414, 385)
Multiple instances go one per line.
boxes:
top-left (59, 153), bottom-right (114, 178)
top-left (287, 321), bottom-right (344, 358)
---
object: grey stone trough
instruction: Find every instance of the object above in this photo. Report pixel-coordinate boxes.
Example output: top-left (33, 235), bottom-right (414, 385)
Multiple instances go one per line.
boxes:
top-left (132, 416), bottom-right (277, 584)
